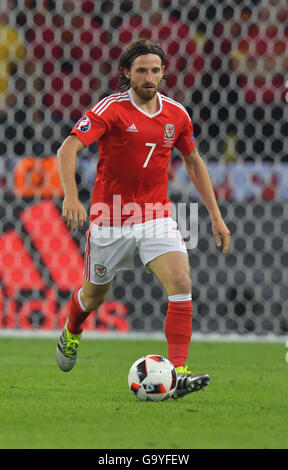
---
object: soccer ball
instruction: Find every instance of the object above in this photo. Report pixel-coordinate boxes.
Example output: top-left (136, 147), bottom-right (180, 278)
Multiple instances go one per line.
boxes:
top-left (128, 354), bottom-right (177, 401)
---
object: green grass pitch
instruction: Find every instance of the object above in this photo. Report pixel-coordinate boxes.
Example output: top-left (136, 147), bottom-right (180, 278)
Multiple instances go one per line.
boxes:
top-left (0, 337), bottom-right (287, 449)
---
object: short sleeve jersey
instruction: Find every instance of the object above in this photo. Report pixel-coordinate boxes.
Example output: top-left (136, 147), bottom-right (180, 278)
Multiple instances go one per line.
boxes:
top-left (71, 89), bottom-right (195, 225)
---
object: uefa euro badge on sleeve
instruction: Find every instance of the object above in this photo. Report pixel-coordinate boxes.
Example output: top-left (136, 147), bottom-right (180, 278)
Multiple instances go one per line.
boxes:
top-left (76, 116), bottom-right (91, 132)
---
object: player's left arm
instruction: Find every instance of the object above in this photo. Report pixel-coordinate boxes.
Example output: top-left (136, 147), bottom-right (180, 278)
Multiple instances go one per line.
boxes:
top-left (182, 148), bottom-right (230, 254)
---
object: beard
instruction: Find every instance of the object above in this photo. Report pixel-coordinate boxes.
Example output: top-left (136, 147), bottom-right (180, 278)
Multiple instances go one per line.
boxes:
top-left (130, 79), bottom-right (162, 102)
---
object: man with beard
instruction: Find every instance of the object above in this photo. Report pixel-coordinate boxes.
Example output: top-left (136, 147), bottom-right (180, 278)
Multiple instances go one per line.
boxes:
top-left (56, 39), bottom-right (230, 399)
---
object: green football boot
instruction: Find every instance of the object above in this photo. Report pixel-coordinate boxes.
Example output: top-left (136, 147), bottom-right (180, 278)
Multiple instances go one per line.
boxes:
top-left (56, 320), bottom-right (81, 372)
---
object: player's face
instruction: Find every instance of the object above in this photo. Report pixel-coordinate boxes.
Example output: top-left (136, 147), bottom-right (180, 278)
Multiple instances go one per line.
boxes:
top-left (125, 54), bottom-right (165, 101)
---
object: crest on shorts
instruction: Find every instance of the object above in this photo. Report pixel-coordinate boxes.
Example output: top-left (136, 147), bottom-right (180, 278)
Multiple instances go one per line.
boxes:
top-left (164, 123), bottom-right (175, 139)
top-left (94, 264), bottom-right (107, 278)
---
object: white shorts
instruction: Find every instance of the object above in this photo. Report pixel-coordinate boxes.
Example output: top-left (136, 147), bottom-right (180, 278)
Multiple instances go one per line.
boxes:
top-left (84, 217), bottom-right (188, 285)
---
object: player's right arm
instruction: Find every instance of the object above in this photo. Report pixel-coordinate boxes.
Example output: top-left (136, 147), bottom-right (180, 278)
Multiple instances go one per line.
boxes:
top-left (57, 135), bottom-right (87, 232)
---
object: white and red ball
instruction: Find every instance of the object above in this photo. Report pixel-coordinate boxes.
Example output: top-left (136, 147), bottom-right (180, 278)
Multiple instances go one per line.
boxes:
top-left (128, 354), bottom-right (177, 401)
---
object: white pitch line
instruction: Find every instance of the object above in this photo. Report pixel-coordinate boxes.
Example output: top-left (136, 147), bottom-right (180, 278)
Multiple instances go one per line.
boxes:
top-left (0, 329), bottom-right (286, 343)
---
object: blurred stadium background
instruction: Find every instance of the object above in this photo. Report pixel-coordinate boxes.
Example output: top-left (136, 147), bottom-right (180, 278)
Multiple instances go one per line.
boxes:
top-left (0, 0), bottom-right (287, 337)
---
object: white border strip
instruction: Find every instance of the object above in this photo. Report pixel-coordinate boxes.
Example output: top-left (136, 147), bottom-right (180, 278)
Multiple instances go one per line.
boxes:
top-left (0, 329), bottom-right (286, 343)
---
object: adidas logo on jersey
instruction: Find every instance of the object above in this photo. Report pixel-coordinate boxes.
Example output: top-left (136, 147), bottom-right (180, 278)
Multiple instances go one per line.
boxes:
top-left (126, 123), bottom-right (138, 132)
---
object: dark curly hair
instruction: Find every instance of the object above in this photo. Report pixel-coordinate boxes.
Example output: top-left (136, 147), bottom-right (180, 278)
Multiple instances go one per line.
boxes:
top-left (118, 38), bottom-right (168, 92)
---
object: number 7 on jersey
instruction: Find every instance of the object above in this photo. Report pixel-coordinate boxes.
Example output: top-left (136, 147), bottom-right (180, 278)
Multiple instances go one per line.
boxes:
top-left (143, 143), bottom-right (156, 168)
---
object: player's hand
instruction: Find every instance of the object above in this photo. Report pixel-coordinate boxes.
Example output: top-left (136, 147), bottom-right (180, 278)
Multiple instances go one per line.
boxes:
top-left (212, 218), bottom-right (230, 254)
top-left (62, 197), bottom-right (87, 232)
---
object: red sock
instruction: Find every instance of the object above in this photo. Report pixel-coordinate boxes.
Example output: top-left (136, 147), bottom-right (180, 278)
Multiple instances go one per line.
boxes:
top-left (67, 288), bottom-right (90, 335)
top-left (165, 300), bottom-right (193, 368)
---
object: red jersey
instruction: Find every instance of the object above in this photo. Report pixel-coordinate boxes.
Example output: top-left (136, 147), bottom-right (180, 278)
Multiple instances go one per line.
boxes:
top-left (71, 89), bottom-right (195, 225)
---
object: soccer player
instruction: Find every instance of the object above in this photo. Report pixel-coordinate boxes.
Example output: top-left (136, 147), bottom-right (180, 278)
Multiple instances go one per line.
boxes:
top-left (56, 39), bottom-right (230, 399)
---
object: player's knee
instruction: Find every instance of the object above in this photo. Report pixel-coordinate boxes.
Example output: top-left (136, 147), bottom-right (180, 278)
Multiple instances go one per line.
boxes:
top-left (81, 293), bottom-right (105, 312)
top-left (168, 274), bottom-right (192, 294)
